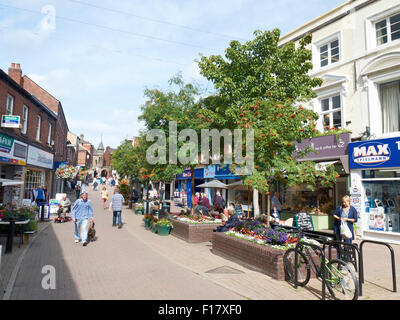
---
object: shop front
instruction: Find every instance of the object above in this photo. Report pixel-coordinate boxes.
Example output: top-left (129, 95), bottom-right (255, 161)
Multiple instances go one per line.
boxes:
top-left (349, 136), bottom-right (400, 244)
top-left (176, 168), bottom-right (205, 208)
top-left (278, 133), bottom-right (351, 231)
top-left (204, 165), bottom-right (241, 205)
top-left (24, 145), bottom-right (54, 201)
top-left (0, 133), bottom-right (28, 206)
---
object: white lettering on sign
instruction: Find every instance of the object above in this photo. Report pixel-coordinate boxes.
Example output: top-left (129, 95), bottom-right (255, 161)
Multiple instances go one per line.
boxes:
top-left (397, 141), bottom-right (400, 150)
top-left (353, 143), bottom-right (391, 166)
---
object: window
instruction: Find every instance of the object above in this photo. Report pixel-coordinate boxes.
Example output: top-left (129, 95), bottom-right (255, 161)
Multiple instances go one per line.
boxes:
top-left (6, 95), bottom-right (14, 115)
top-left (21, 105), bottom-right (28, 134)
top-left (319, 39), bottom-right (340, 67)
top-left (47, 123), bottom-right (52, 145)
top-left (24, 169), bottom-right (45, 199)
top-left (380, 80), bottom-right (400, 133)
top-left (375, 12), bottom-right (400, 46)
top-left (36, 116), bottom-right (41, 141)
top-left (320, 95), bottom-right (342, 131)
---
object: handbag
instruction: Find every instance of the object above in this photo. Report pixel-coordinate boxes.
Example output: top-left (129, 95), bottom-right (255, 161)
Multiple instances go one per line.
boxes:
top-left (341, 220), bottom-right (352, 239)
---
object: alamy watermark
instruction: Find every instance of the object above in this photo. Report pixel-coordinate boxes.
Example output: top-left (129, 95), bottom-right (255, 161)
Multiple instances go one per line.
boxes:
top-left (41, 265), bottom-right (56, 290)
top-left (146, 121), bottom-right (254, 175)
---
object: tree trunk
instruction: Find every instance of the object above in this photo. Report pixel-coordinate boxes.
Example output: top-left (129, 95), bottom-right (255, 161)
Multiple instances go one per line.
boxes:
top-left (146, 181), bottom-right (150, 215)
top-left (128, 177), bottom-right (133, 209)
top-left (191, 167), bottom-right (195, 215)
top-left (266, 194), bottom-right (271, 227)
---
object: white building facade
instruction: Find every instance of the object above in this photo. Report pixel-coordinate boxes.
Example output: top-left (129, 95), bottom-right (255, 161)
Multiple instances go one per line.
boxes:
top-left (279, 0), bottom-right (400, 244)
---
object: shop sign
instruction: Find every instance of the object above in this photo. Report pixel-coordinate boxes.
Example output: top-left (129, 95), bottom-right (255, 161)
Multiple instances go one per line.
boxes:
top-left (1, 115), bottom-right (20, 128)
top-left (294, 133), bottom-right (350, 161)
top-left (54, 161), bottom-right (67, 170)
top-left (27, 145), bottom-right (54, 169)
top-left (204, 165), bottom-right (216, 178)
top-left (349, 137), bottom-right (400, 169)
top-left (0, 133), bottom-right (14, 153)
top-left (0, 134), bottom-right (27, 165)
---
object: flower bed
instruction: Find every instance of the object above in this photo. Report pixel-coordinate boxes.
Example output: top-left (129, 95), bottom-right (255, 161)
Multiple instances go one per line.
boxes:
top-left (171, 218), bottom-right (222, 243)
top-left (176, 214), bottom-right (222, 224)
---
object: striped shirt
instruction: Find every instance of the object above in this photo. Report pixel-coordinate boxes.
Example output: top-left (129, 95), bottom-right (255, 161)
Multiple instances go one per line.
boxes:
top-left (111, 193), bottom-right (125, 211)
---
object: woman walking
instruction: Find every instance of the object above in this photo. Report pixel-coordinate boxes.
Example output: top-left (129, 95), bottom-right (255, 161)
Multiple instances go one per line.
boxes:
top-left (101, 186), bottom-right (109, 210)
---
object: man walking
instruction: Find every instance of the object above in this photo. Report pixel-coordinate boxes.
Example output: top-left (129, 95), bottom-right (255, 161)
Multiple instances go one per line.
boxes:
top-left (71, 191), bottom-right (94, 246)
top-left (109, 187), bottom-right (125, 229)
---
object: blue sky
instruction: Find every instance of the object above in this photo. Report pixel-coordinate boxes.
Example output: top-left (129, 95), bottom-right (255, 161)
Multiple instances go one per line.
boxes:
top-left (0, 0), bottom-right (345, 149)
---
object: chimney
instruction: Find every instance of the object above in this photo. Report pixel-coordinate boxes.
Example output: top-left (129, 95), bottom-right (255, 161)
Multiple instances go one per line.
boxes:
top-left (8, 62), bottom-right (22, 86)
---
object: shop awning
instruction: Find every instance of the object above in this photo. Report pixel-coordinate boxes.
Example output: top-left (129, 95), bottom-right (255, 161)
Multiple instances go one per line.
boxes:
top-left (315, 161), bottom-right (339, 171)
top-left (196, 180), bottom-right (228, 189)
top-left (0, 179), bottom-right (24, 186)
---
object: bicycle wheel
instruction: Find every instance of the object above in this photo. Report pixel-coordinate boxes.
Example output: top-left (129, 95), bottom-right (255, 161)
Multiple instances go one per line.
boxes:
top-left (283, 248), bottom-right (311, 287)
top-left (325, 259), bottom-right (359, 300)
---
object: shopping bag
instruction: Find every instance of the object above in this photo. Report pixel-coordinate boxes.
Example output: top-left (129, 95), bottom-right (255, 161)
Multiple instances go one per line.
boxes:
top-left (341, 221), bottom-right (352, 239)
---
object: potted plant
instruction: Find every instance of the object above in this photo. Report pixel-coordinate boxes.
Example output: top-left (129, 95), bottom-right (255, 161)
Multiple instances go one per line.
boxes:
top-left (136, 203), bottom-right (145, 215)
top-left (156, 218), bottom-right (173, 236)
top-left (142, 214), bottom-right (152, 229)
top-left (151, 217), bottom-right (158, 233)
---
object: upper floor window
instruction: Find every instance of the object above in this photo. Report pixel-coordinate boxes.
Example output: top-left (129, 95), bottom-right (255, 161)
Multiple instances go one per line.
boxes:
top-left (6, 94), bottom-right (14, 115)
top-left (21, 105), bottom-right (28, 134)
top-left (319, 39), bottom-right (340, 67)
top-left (320, 95), bottom-right (342, 132)
top-left (36, 116), bottom-right (41, 141)
top-left (381, 80), bottom-right (400, 133)
top-left (375, 12), bottom-right (400, 46)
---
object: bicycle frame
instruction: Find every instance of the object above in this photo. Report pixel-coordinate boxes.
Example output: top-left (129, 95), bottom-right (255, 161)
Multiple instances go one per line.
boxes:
top-left (300, 243), bottom-right (345, 286)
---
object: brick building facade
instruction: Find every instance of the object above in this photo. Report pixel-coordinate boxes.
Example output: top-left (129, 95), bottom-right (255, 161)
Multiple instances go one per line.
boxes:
top-left (0, 62), bottom-right (69, 204)
top-left (0, 65), bottom-right (58, 204)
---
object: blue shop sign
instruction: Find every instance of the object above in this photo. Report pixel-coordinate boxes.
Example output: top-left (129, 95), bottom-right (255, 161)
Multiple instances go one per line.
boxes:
top-left (349, 137), bottom-right (400, 169)
top-left (176, 168), bottom-right (204, 180)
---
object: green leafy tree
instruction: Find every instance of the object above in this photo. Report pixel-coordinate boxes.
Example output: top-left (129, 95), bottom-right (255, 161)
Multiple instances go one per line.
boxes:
top-left (198, 29), bottom-right (339, 224)
top-left (139, 74), bottom-right (210, 213)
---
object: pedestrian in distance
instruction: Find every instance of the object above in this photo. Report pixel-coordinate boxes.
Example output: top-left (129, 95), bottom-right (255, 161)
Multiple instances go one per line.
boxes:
top-left (93, 178), bottom-right (98, 191)
top-left (75, 183), bottom-right (81, 200)
top-left (101, 186), bottom-right (109, 210)
top-left (109, 187), bottom-right (125, 229)
top-left (131, 186), bottom-right (139, 204)
top-left (71, 191), bottom-right (94, 247)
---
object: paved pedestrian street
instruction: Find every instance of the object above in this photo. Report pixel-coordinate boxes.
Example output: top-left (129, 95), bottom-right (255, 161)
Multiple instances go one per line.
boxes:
top-left (2, 187), bottom-right (400, 300)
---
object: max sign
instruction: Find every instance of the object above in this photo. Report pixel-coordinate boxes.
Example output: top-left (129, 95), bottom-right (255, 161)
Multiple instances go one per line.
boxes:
top-left (349, 138), bottom-right (400, 169)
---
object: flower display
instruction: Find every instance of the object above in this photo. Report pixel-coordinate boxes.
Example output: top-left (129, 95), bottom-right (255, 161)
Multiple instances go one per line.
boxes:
top-left (56, 165), bottom-right (78, 181)
top-left (225, 219), bottom-right (300, 250)
top-left (177, 214), bottom-right (222, 224)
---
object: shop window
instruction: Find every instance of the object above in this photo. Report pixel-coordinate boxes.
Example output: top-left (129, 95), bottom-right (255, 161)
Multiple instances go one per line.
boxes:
top-left (375, 12), bottom-right (400, 46)
top-left (24, 169), bottom-right (45, 199)
top-left (320, 95), bottom-right (342, 131)
top-left (281, 183), bottom-right (335, 215)
top-left (380, 80), bottom-right (400, 133)
top-left (319, 38), bottom-right (340, 67)
top-left (363, 180), bottom-right (400, 233)
top-left (6, 94), bottom-right (14, 115)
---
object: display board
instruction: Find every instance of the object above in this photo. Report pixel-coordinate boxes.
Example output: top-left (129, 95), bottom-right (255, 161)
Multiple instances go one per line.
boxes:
top-left (294, 212), bottom-right (314, 231)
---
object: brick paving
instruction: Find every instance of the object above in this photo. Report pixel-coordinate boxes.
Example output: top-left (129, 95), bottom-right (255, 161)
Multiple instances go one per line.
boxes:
top-left (1, 187), bottom-right (400, 300)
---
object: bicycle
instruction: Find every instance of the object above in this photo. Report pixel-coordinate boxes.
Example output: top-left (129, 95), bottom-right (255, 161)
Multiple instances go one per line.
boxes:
top-left (283, 229), bottom-right (359, 300)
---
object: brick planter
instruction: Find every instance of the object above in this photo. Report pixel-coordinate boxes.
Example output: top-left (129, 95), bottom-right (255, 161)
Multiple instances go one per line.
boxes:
top-left (212, 232), bottom-right (337, 281)
top-left (171, 219), bottom-right (222, 243)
